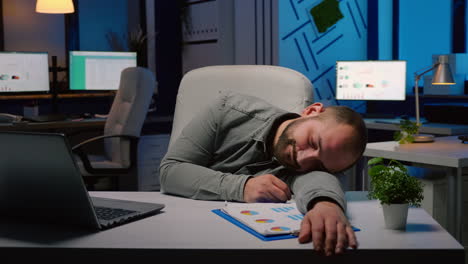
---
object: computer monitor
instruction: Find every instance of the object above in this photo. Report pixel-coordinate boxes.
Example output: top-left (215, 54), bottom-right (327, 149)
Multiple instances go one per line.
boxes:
top-left (69, 51), bottom-right (137, 91)
top-left (0, 52), bottom-right (50, 94)
top-left (335, 60), bottom-right (406, 101)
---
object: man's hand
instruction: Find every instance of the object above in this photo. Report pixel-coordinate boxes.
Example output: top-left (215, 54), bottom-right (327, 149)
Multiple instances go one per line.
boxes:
top-left (243, 174), bottom-right (292, 203)
top-left (298, 201), bottom-right (358, 256)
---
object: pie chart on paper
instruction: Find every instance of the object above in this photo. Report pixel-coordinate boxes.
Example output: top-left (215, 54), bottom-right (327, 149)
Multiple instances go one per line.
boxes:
top-left (270, 226), bottom-right (291, 232)
top-left (240, 210), bottom-right (259, 216)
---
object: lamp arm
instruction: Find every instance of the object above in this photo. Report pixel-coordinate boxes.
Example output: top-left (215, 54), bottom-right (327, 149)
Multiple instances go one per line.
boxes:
top-left (413, 63), bottom-right (438, 128)
top-left (414, 63), bottom-right (439, 80)
top-left (414, 76), bottom-right (421, 127)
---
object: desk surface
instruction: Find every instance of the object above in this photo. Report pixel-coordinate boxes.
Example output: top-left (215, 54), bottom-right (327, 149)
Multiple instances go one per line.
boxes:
top-left (0, 115), bottom-right (170, 132)
top-left (0, 118), bottom-right (106, 131)
top-left (0, 191), bottom-right (462, 263)
top-left (363, 136), bottom-right (468, 242)
top-left (364, 136), bottom-right (468, 168)
top-left (0, 91), bottom-right (115, 100)
top-left (365, 118), bottom-right (468, 135)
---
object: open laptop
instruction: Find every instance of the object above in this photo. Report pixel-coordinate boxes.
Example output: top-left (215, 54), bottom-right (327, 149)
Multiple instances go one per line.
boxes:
top-left (0, 131), bottom-right (165, 230)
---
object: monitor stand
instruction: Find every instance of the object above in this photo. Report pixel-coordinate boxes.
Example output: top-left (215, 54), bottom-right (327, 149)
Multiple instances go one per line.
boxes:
top-left (22, 55), bottom-right (68, 123)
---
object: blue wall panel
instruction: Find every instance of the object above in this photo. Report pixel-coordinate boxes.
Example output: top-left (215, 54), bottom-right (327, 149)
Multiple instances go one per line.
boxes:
top-left (279, 0), bottom-right (368, 112)
top-left (398, 0), bottom-right (452, 92)
top-left (78, 0), bottom-right (129, 51)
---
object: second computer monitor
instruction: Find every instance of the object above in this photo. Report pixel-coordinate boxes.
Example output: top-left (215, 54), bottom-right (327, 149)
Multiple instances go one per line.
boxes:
top-left (0, 52), bottom-right (50, 93)
top-left (336, 60), bottom-right (406, 101)
top-left (69, 51), bottom-right (137, 91)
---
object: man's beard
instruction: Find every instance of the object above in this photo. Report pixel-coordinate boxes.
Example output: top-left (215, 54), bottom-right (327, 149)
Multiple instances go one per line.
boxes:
top-left (272, 121), bottom-right (302, 170)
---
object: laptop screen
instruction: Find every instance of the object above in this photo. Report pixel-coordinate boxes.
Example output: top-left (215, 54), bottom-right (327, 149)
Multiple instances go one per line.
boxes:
top-left (0, 132), bottom-right (164, 230)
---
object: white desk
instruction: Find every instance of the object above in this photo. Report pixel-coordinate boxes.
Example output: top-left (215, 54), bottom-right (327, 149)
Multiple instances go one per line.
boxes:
top-left (363, 136), bottom-right (468, 242)
top-left (0, 191), bottom-right (462, 263)
top-left (365, 118), bottom-right (468, 135)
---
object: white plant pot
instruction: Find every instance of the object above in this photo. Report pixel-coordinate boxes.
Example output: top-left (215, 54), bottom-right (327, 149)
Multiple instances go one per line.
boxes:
top-left (382, 203), bottom-right (409, 230)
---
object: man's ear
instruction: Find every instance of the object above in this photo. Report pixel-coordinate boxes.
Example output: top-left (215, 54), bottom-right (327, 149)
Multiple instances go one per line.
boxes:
top-left (301, 102), bottom-right (324, 117)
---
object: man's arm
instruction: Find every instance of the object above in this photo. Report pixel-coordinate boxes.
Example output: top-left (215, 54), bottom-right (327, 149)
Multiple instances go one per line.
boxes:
top-left (289, 171), bottom-right (357, 255)
top-left (159, 95), bottom-right (250, 202)
top-left (290, 171), bottom-right (346, 214)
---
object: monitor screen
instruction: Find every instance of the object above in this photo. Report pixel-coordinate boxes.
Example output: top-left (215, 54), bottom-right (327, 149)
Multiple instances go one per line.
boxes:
top-left (69, 51), bottom-right (137, 91)
top-left (0, 52), bottom-right (50, 93)
top-left (335, 60), bottom-right (406, 101)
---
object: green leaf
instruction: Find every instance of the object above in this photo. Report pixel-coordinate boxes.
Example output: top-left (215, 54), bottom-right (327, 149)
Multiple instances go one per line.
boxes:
top-left (368, 164), bottom-right (387, 177)
top-left (394, 120), bottom-right (419, 144)
top-left (393, 131), bottom-right (402, 141)
top-left (367, 158), bottom-right (424, 206)
top-left (367, 157), bottom-right (383, 166)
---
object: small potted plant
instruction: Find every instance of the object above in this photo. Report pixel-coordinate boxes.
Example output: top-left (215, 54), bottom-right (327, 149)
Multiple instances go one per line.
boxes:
top-left (367, 157), bottom-right (424, 229)
top-left (394, 119), bottom-right (420, 144)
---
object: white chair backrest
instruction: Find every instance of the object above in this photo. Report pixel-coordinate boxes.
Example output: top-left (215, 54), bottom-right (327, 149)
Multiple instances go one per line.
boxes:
top-left (169, 65), bottom-right (313, 147)
top-left (104, 67), bottom-right (157, 165)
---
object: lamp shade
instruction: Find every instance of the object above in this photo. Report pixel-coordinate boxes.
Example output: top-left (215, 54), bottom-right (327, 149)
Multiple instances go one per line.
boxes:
top-left (36, 0), bottom-right (74, 14)
top-left (432, 55), bottom-right (455, 85)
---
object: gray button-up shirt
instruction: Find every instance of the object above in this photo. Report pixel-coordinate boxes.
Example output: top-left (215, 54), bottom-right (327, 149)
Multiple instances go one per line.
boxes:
top-left (159, 93), bottom-right (345, 214)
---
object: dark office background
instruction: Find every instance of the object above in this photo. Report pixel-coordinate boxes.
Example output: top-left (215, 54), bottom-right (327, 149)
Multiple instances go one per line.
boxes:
top-left (0, 0), bottom-right (466, 128)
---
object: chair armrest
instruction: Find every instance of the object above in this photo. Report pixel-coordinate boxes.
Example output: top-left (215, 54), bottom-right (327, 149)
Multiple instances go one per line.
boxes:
top-left (72, 134), bottom-right (139, 174)
top-left (71, 134), bottom-right (138, 151)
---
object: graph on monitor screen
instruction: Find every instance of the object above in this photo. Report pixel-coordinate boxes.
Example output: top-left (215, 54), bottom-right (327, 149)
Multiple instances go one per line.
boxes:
top-left (335, 60), bottom-right (406, 101)
top-left (0, 52), bottom-right (50, 93)
top-left (69, 51), bottom-right (137, 91)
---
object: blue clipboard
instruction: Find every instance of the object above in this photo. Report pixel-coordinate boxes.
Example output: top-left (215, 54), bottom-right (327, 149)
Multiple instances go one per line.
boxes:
top-left (212, 209), bottom-right (360, 242)
top-left (212, 209), bottom-right (297, 241)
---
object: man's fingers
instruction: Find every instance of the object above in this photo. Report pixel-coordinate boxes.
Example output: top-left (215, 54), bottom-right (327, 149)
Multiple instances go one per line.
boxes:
top-left (244, 175), bottom-right (292, 203)
top-left (346, 225), bottom-right (358, 249)
top-left (270, 176), bottom-right (292, 200)
top-left (298, 201), bottom-right (359, 256)
top-left (267, 185), bottom-right (290, 202)
top-left (335, 222), bottom-right (347, 254)
top-left (298, 216), bottom-right (312, 243)
top-left (324, 219), bottom-right (337, 256)
top-left (311, 218), bottom-right (324, 252)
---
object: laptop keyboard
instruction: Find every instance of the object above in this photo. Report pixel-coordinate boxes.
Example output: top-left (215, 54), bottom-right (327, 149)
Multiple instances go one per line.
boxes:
top-left (94, 206), bottom-right (137, 221)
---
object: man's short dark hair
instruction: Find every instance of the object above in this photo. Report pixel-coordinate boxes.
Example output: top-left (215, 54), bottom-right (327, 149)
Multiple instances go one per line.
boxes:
top-left (317, 106), bottom-right (368, 169)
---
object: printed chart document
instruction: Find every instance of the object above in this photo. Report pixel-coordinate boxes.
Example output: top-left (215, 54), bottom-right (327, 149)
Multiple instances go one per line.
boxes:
top-left (213, 202), bottom-right (360, 241)
top-left (221, 202), bottom-right (302, 236)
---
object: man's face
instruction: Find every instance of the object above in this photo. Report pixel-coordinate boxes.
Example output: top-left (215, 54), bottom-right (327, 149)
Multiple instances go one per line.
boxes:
top-left (273, 116), bottom-right (357, 173)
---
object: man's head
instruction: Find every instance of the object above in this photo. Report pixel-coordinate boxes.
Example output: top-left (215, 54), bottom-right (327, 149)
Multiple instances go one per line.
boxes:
top-left (272, 103), bottom-right (367, 173)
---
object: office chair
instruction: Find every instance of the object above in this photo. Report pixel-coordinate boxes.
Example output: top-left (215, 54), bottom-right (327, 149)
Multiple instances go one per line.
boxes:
top-left (72, 67), bottom-right (157, 191)
top-left (169, 65), bottom-right (314, 147)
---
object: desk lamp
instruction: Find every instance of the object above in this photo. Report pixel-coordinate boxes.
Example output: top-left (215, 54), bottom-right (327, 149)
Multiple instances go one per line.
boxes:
top-left (36, 0), bottom-right (74, 14)
top-left (413, 54), bottom-right (455, 142)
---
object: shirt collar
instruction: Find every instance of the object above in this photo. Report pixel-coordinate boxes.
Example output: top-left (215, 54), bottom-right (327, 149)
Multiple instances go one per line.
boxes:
top-left (253, 112), bottom-right (300, 153)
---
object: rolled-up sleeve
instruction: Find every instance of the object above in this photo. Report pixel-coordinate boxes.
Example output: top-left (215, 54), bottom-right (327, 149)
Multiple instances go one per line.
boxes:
top-left (289, 171), bottom-right (346, 214)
